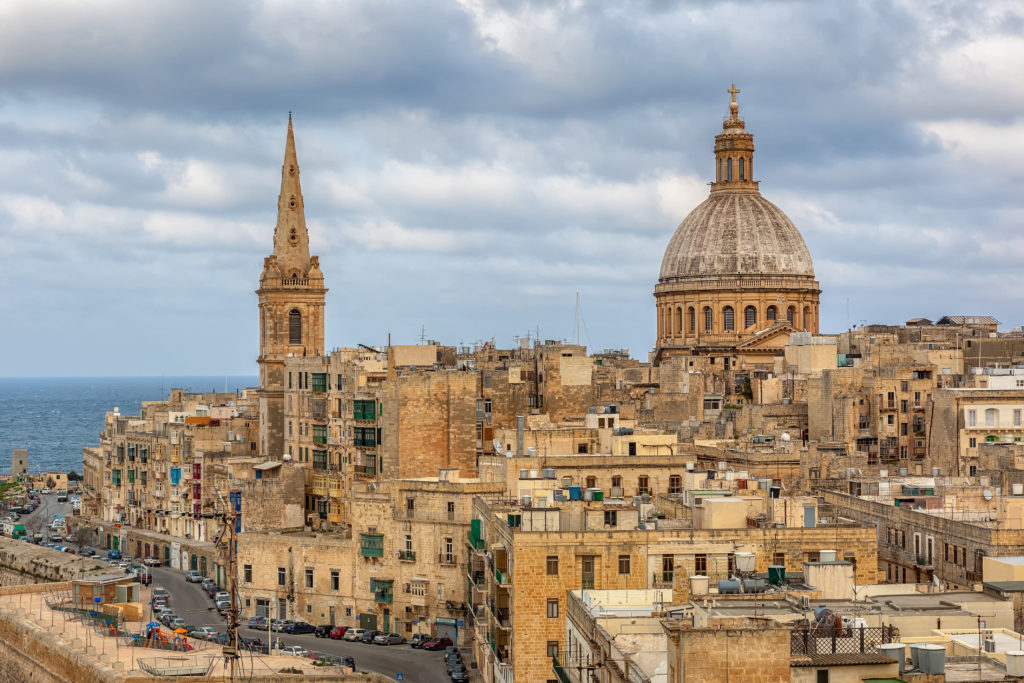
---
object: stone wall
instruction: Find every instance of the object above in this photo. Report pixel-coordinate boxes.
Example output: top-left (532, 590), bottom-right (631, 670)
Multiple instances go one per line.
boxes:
top-left (0, 537), bottom-right (103, 585)
top-left (663, 618), bottom-right (792, 683)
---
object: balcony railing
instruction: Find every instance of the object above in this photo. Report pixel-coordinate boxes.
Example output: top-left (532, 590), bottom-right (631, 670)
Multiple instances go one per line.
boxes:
top-left (439, 553), bottom-right (456, 566)
top-left (467, 530), bottom-right (486, 552)
top-left (360, 533), bottom-right (384, 557)
top-left (652, 571), bottom-right (673, 587)
top-left (398, 550), bottom-right (416, 562)
top-left (494, 569), bottom-right (511, 586)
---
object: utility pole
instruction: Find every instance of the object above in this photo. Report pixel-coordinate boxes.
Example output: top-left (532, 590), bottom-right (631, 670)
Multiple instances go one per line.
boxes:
top-left (214, 490), bottom-right (240, 678)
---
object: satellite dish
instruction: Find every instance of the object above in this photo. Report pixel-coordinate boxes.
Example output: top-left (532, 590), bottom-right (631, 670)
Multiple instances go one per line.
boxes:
top-left (983, 489), bottom-right (993, 501)
top-left (282, 453), bottom-right (291, 462)
top-left (933, 575), bottom-right (941, 589)
top-left (492, 439), bottom-right (504, 454)
top-left (780, 433), bottom-right (791, 442)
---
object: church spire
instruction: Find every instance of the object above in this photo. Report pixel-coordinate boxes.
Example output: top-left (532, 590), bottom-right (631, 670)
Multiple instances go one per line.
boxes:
top-left (710, 84), bottom-right (759, 195)
top-left (272, 112), bottom-right (311, 279)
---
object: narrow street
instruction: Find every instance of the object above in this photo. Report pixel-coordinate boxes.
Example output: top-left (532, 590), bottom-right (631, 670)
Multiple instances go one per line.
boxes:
top-left (149, 565), bottom-right (458, 682)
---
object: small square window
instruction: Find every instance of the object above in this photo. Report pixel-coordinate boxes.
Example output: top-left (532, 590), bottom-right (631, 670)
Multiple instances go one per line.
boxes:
top-left (546, 556), bottom-right (559, 576)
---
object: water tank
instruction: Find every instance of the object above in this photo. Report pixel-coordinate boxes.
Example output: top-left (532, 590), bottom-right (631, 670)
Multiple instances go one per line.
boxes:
top-left (519, 469), bottom-right (529, 479)
top-left (984, 637), bottom-right (996, 653)
top-left (568, 486), bottom-right (582, 501)
top-left (591, 489), bottom-right (604, 502)
top-left (689, 575), bottom-right (709, 596)
top-left (741, 578), bottom-right (767, 593)
top-left (526, 447), bottom-right (537, 457)
top-left (813, 605), bottom-right (831, 622)
top-left (1006, 651), bottom-right (1024, 676)
top-left (583, 489), bottom-right (594, 501)
top-left (909, 643), bottom-right (922, 670)
top-left (541, 467), bottom-right (556, 479)
top-left (528, 469), bottom-right (538, 479)
top-left (735, 552), bottom-right (756, 573)
top-left (769, 486), bottom-right (781, 499)
top-left (820, 549), bottom-right (837, 562)
top-left (898, 466), bottom-right (909, 476)
top-left (876, 643), bottom-right (906, 673)
top-left (685, 462), bottom-right (695, 471)
top-left (718, 579), bottom-right (741, 594)
top-left (1014, 483), bottom-right (1024, 496)
top-left (916, 643), bottom-right (945, 674)
top-left (768, 565), bottom-right (786, 586)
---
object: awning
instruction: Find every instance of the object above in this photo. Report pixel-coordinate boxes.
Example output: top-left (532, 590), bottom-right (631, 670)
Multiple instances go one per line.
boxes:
top-left (253, 461), bottom-right (282, 471)
top-left (412, 576), bottom-right (431, 583)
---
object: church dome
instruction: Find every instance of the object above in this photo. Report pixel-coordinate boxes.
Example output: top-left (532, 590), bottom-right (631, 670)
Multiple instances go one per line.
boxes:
top-left (659, 192), bottom-right (814, 281)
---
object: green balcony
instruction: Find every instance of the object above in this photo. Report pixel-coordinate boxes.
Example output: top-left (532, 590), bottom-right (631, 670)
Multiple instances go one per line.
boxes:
top-left (371, 578), bottom-right (393, 603)
top-left (311, 373), bottom-right (327, 393)
top-left (360, 533), bottom-right (384, 557)
top-left (494, 569), bottom-right (511, 586)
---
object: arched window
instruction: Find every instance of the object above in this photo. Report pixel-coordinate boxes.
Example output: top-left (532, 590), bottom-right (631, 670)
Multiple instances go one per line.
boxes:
top-left (727, 158), bottom-right (733, 181)
top-left (688, 307), bottom-right (696, 333)
top-left (766, 305), bottom-right (777, 322)
top-left (676, 306), bottom-right (683, 335)
top-left (704, 307), bottom-right (713, 332)
top-left (744, 305), bottom-right (757, 328)
top-left (664, 307), bottom-right (671, 338)
top-left (803, 306), bottom-right (811, 330)
top-left (288, 309), bottom-right (302, 344)
top-left (669, 475), bottom-right (682, 494)
top-left (787, 306), bottom-right (795, 325)
top-left (586, 476), bottom-right (597, 488)
top-left (723, 306), bottom-right (735, 331)
top-left (739, 157), bottom-right (745, 180)
top-left (718, 159), bottom-right (723, 182)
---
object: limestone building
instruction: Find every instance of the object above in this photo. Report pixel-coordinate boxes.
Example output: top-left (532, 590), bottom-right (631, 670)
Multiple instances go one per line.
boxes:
top-left (655, 86), bottom-right (820, 369)
top-left (257, 115), bottom-right (327, 459)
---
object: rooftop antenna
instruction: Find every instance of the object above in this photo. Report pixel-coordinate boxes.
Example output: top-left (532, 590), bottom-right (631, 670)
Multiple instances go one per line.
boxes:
top-left (575, 292), bottom-right (581, 345)
top-left (420, 325), bottom-right (427, 344)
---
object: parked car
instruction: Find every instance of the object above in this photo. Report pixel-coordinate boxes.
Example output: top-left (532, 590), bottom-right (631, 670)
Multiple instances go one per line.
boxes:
top-left (213, 591), bottom-right (230, 602)
top-left (190, 626), bottom-right (219, 639)
top-left (215, 599), bottom-right (232, 612)
top-left (449, 665), bottom-right (470, 682)
top-left (271, 620), bottom-right (296, 633)
top-left (444, 646), bottom-right (461, 663)
top-left (240, 636), bottom-right (263, 651)
top-left (248, 616), bottom-right (268, 629)
top-left (143, 556), bottom-right (161, 566)
top-left (159, 613), bottom-right (176, 627)
top-left (279, 645), bottom-right (309, 657)
top-left (360, 630), bottom-right (381, 644)
top-left (133, 570), bottom-right (153, 585)
top-left (201, 578), bottom-right (216, 590)
top-left (423, 637), bottom-right (454, 651)
top-left (329, 626), bottom-right (348, 640)
top-left (153, 587), bottom-right (169, 599)
top-left (342, 628), bottom-right (365, 642)
top-left (339, 656), bottom-right (356, 670)
top-left (284, 622), bottom-right (316, 635)
top-left (446, 654), bottom-right (464, 673)
top-left (373, 632), bottom-right (406, 645)
top-left (314, 624), bottom-right (333, 638)
top-left (409, 633), bottom-right (429, 648)
top-left (106, 549), bottom-right (122, 560)
top-left (170, 617), bottom-right (187, 630)
top-left (185, 570), bottom-right (203, 583)
top-left (78, 547), bottom-right (95, 557)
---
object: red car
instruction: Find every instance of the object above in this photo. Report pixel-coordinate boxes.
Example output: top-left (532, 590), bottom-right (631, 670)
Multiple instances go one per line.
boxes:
top-left (329, 626), bottom-right (349, 640)
top-left (422, 636), bottom-right (454, 651)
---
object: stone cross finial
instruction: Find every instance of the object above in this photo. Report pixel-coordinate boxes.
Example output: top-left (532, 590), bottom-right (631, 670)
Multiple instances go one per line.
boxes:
top-left (728, 84), bottom-right (741, 121)
top-left (728, 83), bottom-right (740, 102)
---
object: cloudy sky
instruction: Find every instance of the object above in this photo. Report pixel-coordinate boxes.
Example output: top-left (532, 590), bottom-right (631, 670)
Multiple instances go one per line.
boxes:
top-left (1, 0), bottom-right (1022, 377)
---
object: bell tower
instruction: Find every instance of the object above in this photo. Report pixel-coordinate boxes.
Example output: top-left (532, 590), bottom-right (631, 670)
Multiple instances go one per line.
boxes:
top-left (256, 114), bottom-right (327, 458)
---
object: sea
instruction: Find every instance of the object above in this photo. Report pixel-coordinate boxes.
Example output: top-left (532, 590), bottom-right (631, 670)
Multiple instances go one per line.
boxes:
top-left (0, 376), bottom-right (257, 475)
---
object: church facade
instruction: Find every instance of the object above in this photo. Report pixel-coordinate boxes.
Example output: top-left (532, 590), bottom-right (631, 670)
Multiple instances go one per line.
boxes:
top-left (654, 86), bottom-right (821, 373)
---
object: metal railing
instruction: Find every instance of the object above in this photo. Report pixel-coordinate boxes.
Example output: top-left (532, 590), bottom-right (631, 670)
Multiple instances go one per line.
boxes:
top-left (791, 625), bottom-right (898, 656)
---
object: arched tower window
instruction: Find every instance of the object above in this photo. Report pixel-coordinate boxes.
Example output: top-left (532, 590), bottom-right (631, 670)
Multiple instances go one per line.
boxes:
top-left (803, 306), bottom-right (811, 331)
top-left (703, 307), bottom-right (713, 332)
top-left (766, 305), bottom-right (777, 322)
top-left (676, 306), bottom-right (683, 335)
top-left (744, 305), bottom-right (757, 328)
top-left (787, 306), bottom-right (795, 325)
top-left (723, 306), bottom-right (735, 331)
top-left (289, 309), bottom-right (302, 345)
top-left (727, 158), bottom-right (733, 181)
top-left (688, 307), bottom-right (696, 333)
top-left (718, 159), bottom-right (723, 182)
top-left (739, 157), bottom-right (745, 180)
